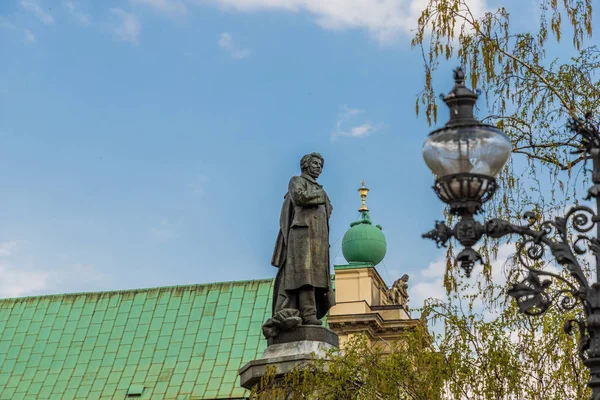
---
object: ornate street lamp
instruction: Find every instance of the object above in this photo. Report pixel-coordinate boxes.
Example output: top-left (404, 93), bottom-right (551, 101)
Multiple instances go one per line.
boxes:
top-left (422, 67), bottom-right (512, 277)
top-left (422, 67), bottom-right (600, 398)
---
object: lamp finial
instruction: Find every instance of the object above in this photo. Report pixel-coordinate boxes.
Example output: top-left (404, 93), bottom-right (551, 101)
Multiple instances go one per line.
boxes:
top-left (358, 181), bottom-right (369, 212)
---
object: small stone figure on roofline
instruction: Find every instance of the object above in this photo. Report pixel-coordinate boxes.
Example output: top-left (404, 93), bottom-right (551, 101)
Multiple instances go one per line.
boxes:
top-left (388, 274), bottom-right (410, 309)
top-left (262, 152), bottom-right (335, 338)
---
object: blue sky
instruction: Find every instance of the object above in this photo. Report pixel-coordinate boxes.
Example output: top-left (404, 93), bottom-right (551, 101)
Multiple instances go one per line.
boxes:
top-left (0, 0), bottom-right (561, 308)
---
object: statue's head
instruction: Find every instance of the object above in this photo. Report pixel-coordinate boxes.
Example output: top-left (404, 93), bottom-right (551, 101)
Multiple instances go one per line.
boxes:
top-left (300, 152), bottom-right (324, 179)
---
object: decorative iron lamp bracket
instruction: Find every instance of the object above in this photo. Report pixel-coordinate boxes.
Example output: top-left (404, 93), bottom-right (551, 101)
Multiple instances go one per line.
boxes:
top-left (423, 113), bottom-right (600, 398)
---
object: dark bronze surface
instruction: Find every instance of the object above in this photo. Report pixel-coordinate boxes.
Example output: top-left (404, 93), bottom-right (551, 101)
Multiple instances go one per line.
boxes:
top-left (263, 153), bottom-right (335, 339)
top-left (425, 108), bottom-right (600, 398)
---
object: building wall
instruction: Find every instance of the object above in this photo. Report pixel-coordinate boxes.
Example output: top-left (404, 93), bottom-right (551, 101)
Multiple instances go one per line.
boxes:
top-left (328, 263), bottom-right (417, 350)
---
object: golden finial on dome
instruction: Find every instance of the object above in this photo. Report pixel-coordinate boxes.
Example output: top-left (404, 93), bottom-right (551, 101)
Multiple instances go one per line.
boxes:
top-left (358, 180), bottom-right (369, 212)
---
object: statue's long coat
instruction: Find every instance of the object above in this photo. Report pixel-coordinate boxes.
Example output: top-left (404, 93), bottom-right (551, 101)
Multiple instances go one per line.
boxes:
top-left (271, 173), bottom-right (335, 319)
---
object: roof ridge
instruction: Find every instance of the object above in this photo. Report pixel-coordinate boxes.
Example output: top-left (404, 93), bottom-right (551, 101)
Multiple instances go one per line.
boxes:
top-left (0, 277), bottom-right (274, 302)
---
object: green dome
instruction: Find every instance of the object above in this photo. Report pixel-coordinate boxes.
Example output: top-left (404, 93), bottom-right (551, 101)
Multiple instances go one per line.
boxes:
top-left (342, 211), bottom-right (387, 266)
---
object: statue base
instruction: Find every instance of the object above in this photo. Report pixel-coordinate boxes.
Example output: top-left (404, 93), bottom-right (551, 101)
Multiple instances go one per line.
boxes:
top-left (239, 325), bottom-right (339, 390)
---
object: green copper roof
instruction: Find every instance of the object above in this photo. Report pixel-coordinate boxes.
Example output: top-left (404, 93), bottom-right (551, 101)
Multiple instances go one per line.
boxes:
top-left (0, 279), bottom-right (274, 399)
top-left (342, 211), bottom-right (387, 266)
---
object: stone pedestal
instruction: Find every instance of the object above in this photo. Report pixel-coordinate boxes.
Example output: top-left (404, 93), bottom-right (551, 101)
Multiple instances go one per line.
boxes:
top-left (239, 325), bottom-right (339, 390)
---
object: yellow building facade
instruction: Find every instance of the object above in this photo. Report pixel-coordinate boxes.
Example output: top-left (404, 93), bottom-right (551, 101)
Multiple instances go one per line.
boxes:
top-left (328, 182), bottom-right (418, 350)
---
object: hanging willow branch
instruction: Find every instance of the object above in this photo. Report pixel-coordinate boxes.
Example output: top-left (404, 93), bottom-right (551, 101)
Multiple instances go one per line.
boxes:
top-left (412, 0), bottom-right (597, 178)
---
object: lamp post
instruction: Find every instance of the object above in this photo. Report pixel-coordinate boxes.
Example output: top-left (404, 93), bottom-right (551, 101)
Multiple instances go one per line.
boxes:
top-left (422, 67), bottom-right (600, 398)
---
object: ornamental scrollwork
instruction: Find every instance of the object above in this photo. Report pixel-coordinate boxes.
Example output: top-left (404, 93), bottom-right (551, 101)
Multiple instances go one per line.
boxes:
top-left (485, 206), bottom-right (594, 294)
top-left (423, 206), bottom-right (594, 313)
top-left (422, 221), bottom-right (453, 248)
top-left (506, 267), bottom-right (580, 316)
top-left (422, 112), bottom-right (600, 398)
top-left (564, 318), bottom-right (590, 361)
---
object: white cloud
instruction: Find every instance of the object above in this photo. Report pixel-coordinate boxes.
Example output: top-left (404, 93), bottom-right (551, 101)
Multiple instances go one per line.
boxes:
top-left (348, 123), bottom-right (380, 138)
top-left (131, 0), bottom-right (188, 17)
top-left (0, 241), bottom-right (106, 298)
top-left (23, 29), bottom-right (36, 42)
top-left (105, 0), bottom-right (490, 44)
top-left (0, 241), bottom-right (18, 257)
top-left (332, 105), bottom-right (385, 139)
top-left (0, 262), bottom-right (108, 298)
top-left (409, 254), bottom-right (448, 308)
top-left (411, 243), bottom-right (519, 308)
top-left (218, 32), bottom-right (252, 59)
top-left (198, 0), bottom-right (488, 44)
top-left (111, 0), bottom-right (490, 44)
top-left (0, 240), bottom-right (50, 298)
top-left (410, 239), bottom-right (572, 310)
top-left (110, 8), bottom-right (141, 44)
top-left (339, 106), bottom-right (363, 119)
top-left (0, 17), bottom-right (36, 43)
top-left (63, 1), bottom-right (91, 26)
top-left (0, 263), bottom-right (52, 298)
top-left (20, 0), bottom-right (55, 25)
top-left (0, 240), bottom-right (17, 257)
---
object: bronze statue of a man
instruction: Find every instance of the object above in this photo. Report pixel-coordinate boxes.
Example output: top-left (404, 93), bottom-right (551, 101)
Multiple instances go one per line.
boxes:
top-left (264, 152), bottom-right (335, 337)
